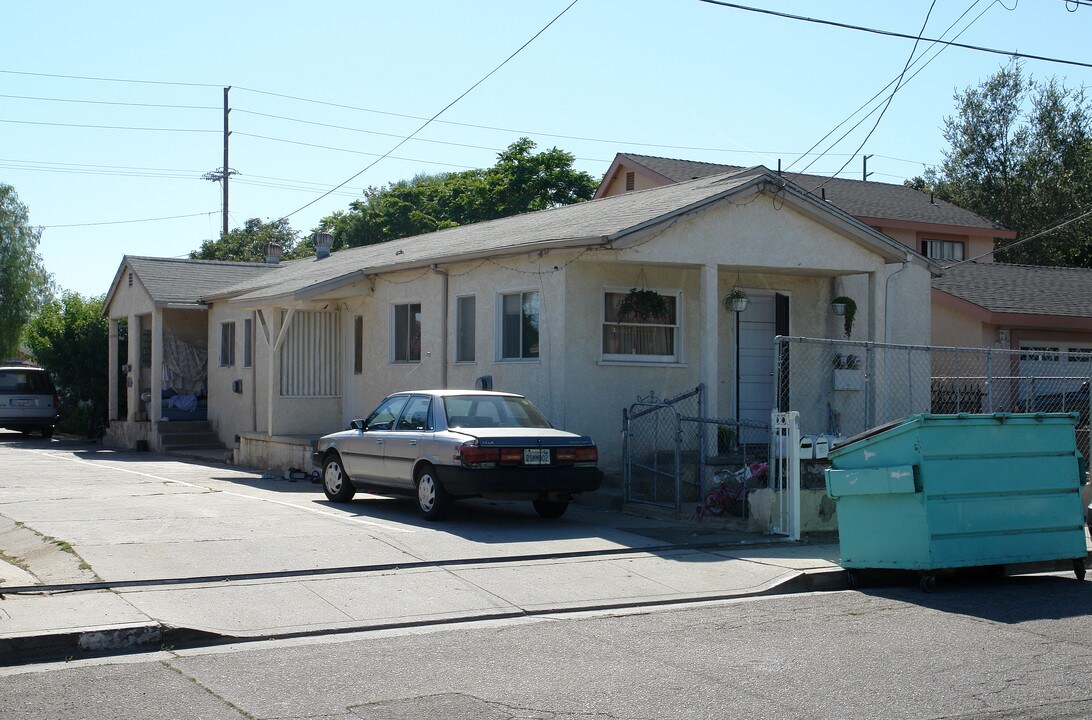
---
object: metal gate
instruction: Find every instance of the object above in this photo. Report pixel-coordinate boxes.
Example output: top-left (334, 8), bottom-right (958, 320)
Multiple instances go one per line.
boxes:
top-left (622, 385), bottom-right (773, 523)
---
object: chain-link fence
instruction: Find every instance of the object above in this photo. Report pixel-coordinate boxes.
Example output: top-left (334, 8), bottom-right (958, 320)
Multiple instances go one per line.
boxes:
top-left (623, 385), bottom-right (768, 516)
top-left (775, 337), bottom-right (1092, 447)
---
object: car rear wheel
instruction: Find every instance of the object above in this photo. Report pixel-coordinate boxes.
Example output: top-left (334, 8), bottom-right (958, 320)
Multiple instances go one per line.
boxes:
top-left (533, 497), bottom-right (570, 519)
top-left (322, 454), bottom-right (356, 503)
top-left (41, 426), bottom-right (53, 439)
top-left (415, 465), bottom-right (450, 521)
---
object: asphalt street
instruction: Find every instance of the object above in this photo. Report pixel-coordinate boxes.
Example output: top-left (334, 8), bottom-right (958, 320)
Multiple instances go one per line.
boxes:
top-left (3, 580), bottom-right (1091, 720)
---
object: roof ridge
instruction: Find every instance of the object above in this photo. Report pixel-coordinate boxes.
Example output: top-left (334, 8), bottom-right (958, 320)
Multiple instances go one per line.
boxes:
top-left (126, 254), bottom-right (275, 269)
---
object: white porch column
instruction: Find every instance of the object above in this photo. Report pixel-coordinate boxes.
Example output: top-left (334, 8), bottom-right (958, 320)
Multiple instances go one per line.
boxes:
top-left (150, 308), bottom-right (163, 424)
top-left (127, 314), bottom-right (142, 422)
top-left (108, 320), bottom-right (119, 421)
top-left (700, 264), bottom-right (719, 417)
top-left (266, 310), bottom-right (281, 437)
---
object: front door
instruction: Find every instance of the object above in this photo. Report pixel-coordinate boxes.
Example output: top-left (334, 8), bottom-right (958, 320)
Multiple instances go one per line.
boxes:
top-left (737, 293), bottom-right (789, 443)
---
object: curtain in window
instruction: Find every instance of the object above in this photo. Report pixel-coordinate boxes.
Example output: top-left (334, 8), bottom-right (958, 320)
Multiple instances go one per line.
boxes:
top-left (280, 310), bottom-right (340, 397)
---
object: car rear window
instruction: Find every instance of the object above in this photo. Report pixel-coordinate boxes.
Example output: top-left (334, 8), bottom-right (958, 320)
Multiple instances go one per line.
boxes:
top-left (444, 395), bottom-right (552, 429)
top-left (0, 370), bottom-right (54, 394)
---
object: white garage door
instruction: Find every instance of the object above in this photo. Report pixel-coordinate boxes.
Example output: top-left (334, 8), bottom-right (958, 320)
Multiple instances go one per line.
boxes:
top-left (1018, 341), bottom-right (1092, 400)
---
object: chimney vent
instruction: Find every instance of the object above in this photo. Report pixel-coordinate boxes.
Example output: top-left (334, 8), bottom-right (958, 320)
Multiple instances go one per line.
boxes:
top-left (312, 232), bottom-right (333, 259)
top-left (265, 242), bottom-right (283, 264)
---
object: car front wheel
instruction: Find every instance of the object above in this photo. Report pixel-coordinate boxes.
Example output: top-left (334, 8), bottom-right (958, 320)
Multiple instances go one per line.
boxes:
top-left (322, 454), bottom-right (356, 503)
top-left (415, 465), bottom-right (451, 521)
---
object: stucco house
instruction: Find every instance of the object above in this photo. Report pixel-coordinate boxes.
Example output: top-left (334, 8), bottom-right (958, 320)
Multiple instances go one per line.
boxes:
top-left (599, 153), bottom-right (1092, 385)
top-left (100, 165), bottom-right (935, 478)
top-left (102, 256), bottom-right (279, 455)
top-left (596, 153), bottom-right (1015, 269)
top-left (933, 261), bottom-right (1092, 385)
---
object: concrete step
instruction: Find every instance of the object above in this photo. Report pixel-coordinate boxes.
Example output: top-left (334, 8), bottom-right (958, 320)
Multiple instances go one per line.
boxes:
top-left (159, 432), bottom-right (221, 447)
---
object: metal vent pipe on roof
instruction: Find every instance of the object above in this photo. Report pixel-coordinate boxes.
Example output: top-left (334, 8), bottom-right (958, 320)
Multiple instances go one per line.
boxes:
top-left (312, 232), bottom-right (333, 259)
top-left (265, 242), bottom-right (283, 264)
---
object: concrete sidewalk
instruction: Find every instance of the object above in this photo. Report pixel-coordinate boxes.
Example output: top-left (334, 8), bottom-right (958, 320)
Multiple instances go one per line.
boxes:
top-left (0, 437), bottom-right (851, 664)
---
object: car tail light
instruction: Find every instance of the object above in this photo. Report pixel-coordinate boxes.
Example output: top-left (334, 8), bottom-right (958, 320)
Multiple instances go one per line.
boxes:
top-left (499, 449), bottom-right (523, 465)
top-left (52, 392), bottom-right (60, 410)
top-left (556, 446), bottom-right (598, 464)
top-left (458, 442), bottom-right (499, 468)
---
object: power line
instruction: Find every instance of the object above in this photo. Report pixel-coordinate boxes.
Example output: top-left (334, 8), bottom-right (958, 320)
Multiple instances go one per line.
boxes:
top-left (0, 92), bottom-right (218, 110)
top-left (0, 68), bottom-right (221, 87)
top-left (952, 205), bottom-right (1092, 266)
top-left (696, 0), bottom-right (1092, 70)
top-left (278, 0), bottom-right (582, 221)
top-left (234, 132), bottom-right (480, 169)
top-left (39, 211), bottom-right (218, 229)
top-left (812, 0), bottom-right (939, 189)
top-left (0, 118), bottom-right (217, 133)
top-left (785, 0), bottom-right (995, 179)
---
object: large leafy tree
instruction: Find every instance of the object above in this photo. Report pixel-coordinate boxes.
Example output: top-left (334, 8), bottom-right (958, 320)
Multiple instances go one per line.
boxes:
top-left (190, 217), bottom-right (310, 262)
top-left (0, 183), bottom-right (52, 357)
top-left (24, 293), bottom-right (109, 433)
top-left (916, 63), bottom-right (1092, 267)
top-left (320, 138), bottom-right (599, 249)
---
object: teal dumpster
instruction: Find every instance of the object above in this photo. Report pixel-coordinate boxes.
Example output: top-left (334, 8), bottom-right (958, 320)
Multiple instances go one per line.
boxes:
top-left (825, 413), bottom-right (1088, 590)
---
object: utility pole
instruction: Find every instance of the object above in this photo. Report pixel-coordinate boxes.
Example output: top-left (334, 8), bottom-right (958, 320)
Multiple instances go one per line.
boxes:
top-left (862, 154), bottom-right (874, 182)
top-left (202, 86), bottom-right (237, 237)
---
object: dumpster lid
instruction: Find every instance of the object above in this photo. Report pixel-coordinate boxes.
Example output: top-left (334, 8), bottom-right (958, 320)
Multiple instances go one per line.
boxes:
top-left (831, 416), bottom-right (915, 453)
top-left (829, 411), bottom-right (1082, 458)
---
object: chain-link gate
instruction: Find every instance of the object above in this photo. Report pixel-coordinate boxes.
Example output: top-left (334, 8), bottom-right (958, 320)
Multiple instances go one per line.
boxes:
top-left (622, 385), bottom-right (769, 519)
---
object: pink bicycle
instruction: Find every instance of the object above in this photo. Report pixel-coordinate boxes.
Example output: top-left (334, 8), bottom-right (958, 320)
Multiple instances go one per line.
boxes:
top-left (701, 461), bottom-right (768, 517)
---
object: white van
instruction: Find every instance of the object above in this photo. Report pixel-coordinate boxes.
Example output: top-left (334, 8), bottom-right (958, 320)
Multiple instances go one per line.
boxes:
top-left (0, 363), bottom-right (60, 438)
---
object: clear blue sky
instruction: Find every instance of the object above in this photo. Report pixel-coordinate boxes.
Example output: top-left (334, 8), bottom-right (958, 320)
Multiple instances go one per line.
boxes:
top-left (4, 0), bottom-right (1090, 297)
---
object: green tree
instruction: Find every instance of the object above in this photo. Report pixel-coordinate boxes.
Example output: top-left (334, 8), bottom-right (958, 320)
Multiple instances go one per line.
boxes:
top-left (916, 63), bottom-right (1092, 267)
top-left (190, 217), bottom-right (310, 262)
top-left (0, 183), bottom-right (52, 356)
top-left (24, 293), bottom-right (109, 434)
top-left (320, 138), bottom-right (598, 249)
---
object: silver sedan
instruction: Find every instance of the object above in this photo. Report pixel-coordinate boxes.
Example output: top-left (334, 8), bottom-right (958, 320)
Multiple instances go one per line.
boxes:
top-left (312, 390), bottom-right (602, 520)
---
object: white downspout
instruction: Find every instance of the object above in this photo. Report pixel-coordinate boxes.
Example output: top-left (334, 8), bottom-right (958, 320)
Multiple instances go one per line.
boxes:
top-left (884, 259), bottom-right (909, 343)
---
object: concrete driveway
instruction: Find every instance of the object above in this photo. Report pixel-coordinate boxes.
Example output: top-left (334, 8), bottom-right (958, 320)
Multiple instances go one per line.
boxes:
top-left (0, 432), bottom-right (840, 662)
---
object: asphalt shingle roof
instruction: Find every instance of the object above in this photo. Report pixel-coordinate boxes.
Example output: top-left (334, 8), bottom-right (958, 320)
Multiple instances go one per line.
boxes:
top-left (933, 262), bottom-right (1092, 317)
top-left (620, 153), bottom-right (1010, 233)
top-left (219, 167), bottom-right (868, 304)
top-left (124, 256), bottom-right (280, 305)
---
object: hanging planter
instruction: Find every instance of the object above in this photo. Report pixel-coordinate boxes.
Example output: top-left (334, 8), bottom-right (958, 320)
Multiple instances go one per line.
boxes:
top-left (832, 296), bottom-right (857, 338)
top-left (724, 287), bottom-right (750, 313)
top-left (617, 287), bottom-right (669, 323)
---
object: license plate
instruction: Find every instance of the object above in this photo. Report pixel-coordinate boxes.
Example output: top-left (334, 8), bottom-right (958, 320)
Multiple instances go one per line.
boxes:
top-left (12, 398), bottom-right (33, 408)
top-left (523, 448), bottom-right (550, 465)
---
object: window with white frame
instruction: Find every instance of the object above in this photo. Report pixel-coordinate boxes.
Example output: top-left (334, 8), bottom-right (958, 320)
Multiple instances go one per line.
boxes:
top-left (921, 239), bottom-right (964, 261)
top-left (602, 289), bottom-right (680, 362)
top-left (456, 295), bottom-right (475, 362)
top-left (242, 317), bottom-right (253, 368)
top-left (219, 322), bottom-right (236, 367)
top-left (392, 302), bottom-right (422, 363)
top-left (499, 291), bottom-right (539, 360)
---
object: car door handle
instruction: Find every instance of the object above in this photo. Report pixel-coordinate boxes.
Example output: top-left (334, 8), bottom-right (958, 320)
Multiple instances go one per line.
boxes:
top-left (375, 439), bottom-right (384, 446)
top-left (409, 440), bottom-right (417, 446)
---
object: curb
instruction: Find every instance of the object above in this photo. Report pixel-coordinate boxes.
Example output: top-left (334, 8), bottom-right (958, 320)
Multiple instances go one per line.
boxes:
top-left (0, 624), bottom-right (225, 668)
top-left (1, 567), bottom-right (850, 667)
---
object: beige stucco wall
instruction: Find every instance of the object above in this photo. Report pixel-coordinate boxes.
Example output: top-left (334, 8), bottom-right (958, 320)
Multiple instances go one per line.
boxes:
top-left (931, 299), bottom-right (994, 348)
top-left (218, 192), bottom-right (932, 479)
top-left (207, 302), bottom-right (348, 444)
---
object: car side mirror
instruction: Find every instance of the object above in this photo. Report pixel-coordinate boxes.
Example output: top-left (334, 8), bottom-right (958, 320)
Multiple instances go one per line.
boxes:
top-left (350, 419), bottom-right (365, 431)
